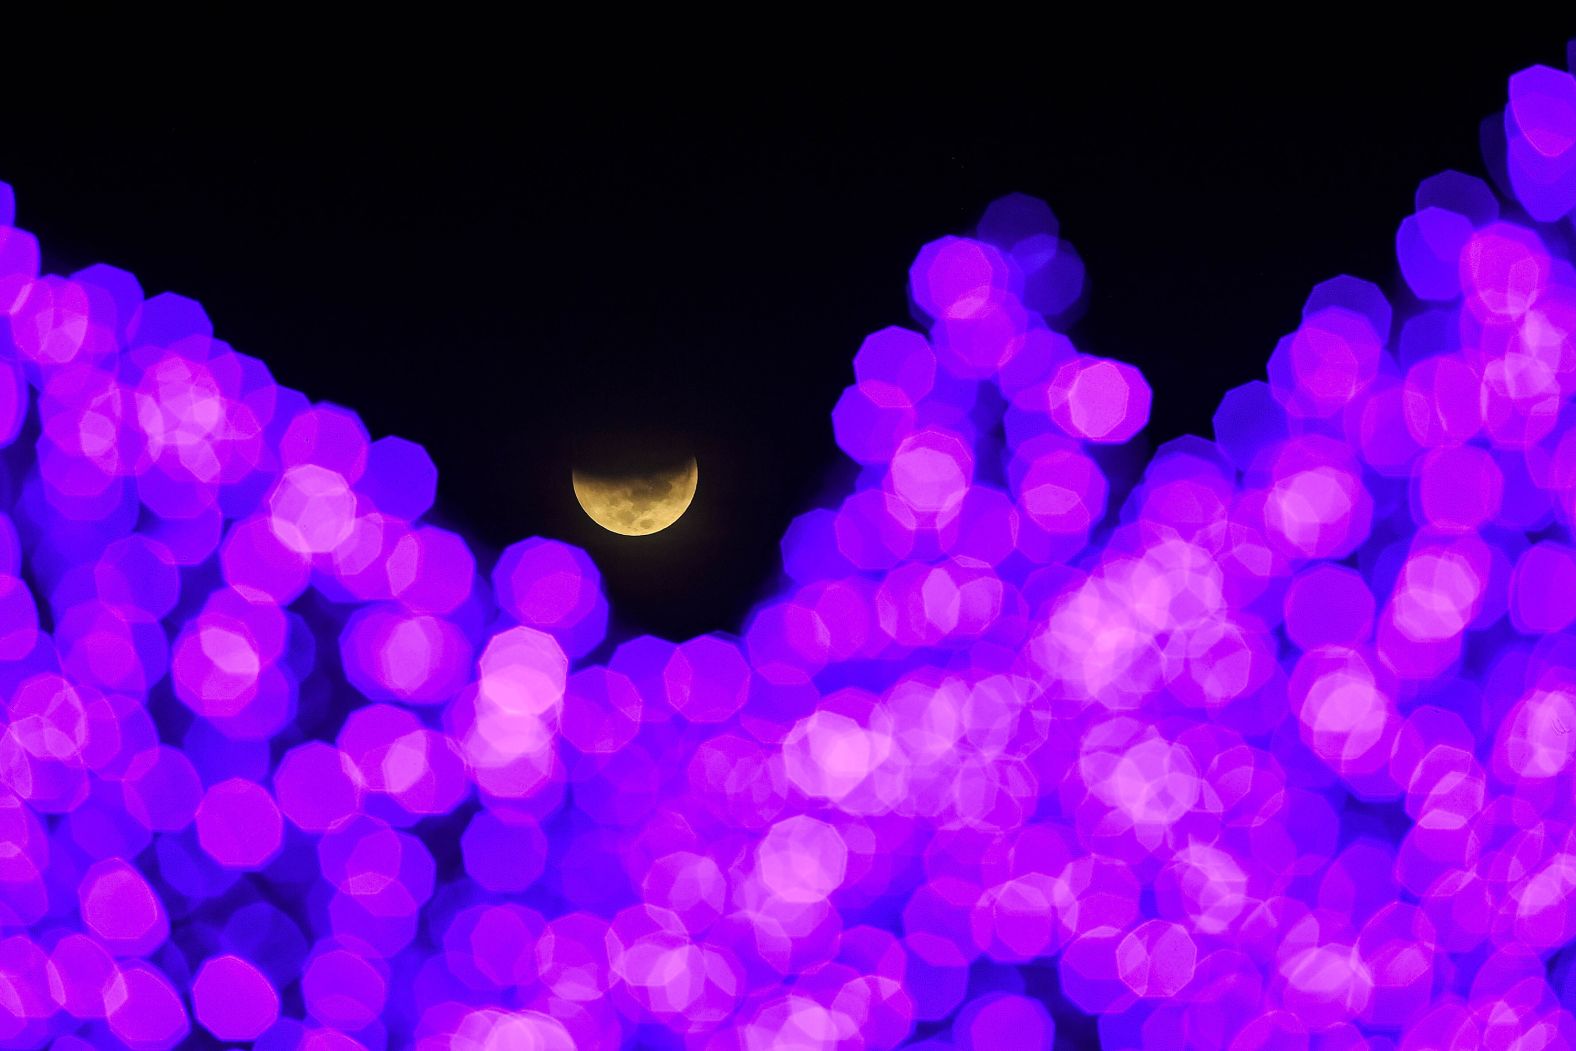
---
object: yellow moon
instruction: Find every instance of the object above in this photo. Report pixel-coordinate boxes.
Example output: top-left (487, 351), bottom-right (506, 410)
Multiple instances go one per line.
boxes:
top-left (572, 458), bottom-right (698, 536)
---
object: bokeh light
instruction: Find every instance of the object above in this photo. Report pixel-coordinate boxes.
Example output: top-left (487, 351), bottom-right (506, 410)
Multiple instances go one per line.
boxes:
top-left (2, 47), bottom-right (1576, 1048)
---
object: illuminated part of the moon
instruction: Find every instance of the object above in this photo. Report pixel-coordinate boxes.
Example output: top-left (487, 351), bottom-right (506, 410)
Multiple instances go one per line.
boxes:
top-left (572, 458), bottom-right (698, 536)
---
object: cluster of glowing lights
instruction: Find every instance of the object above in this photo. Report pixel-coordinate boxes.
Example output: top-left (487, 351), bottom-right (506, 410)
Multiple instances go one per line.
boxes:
top-left (1, 48), bottom-right (1576, 1051)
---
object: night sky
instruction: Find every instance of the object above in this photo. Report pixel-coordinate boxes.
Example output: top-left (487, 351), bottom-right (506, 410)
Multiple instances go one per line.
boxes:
top-left (5, 29), bottom-right (1573, 645)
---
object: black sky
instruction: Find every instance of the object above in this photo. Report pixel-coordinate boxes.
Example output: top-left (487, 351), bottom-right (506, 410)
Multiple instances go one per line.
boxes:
top-left (4, 30), bottom-right (1574, 642)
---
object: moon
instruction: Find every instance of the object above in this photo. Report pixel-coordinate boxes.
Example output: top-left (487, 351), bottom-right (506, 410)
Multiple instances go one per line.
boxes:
top-left (572, 458), bottom-right (698, 537)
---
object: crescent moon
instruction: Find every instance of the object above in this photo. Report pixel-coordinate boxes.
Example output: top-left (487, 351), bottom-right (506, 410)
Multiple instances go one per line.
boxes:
top-left (572, 458), bottom-right (699, 537)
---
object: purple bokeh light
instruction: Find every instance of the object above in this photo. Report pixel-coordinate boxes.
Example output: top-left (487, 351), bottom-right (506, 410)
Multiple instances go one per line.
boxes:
top-left (1, 47), bottom-right (1576, 1051)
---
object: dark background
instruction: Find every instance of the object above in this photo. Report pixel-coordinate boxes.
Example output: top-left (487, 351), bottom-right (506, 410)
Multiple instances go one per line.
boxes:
top-left (4, 30), bottom-right (1574, 644)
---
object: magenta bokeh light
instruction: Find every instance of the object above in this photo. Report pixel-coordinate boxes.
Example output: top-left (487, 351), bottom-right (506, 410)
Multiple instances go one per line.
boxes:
top-left (191, 954), bottom-right (279, 1042)
top-left (2, 47), bottom-right (1576, 1051)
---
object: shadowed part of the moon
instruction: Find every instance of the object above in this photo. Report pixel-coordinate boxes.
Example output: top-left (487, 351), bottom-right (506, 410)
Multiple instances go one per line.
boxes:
top-left (573, 459), bottom-right (699, 536)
